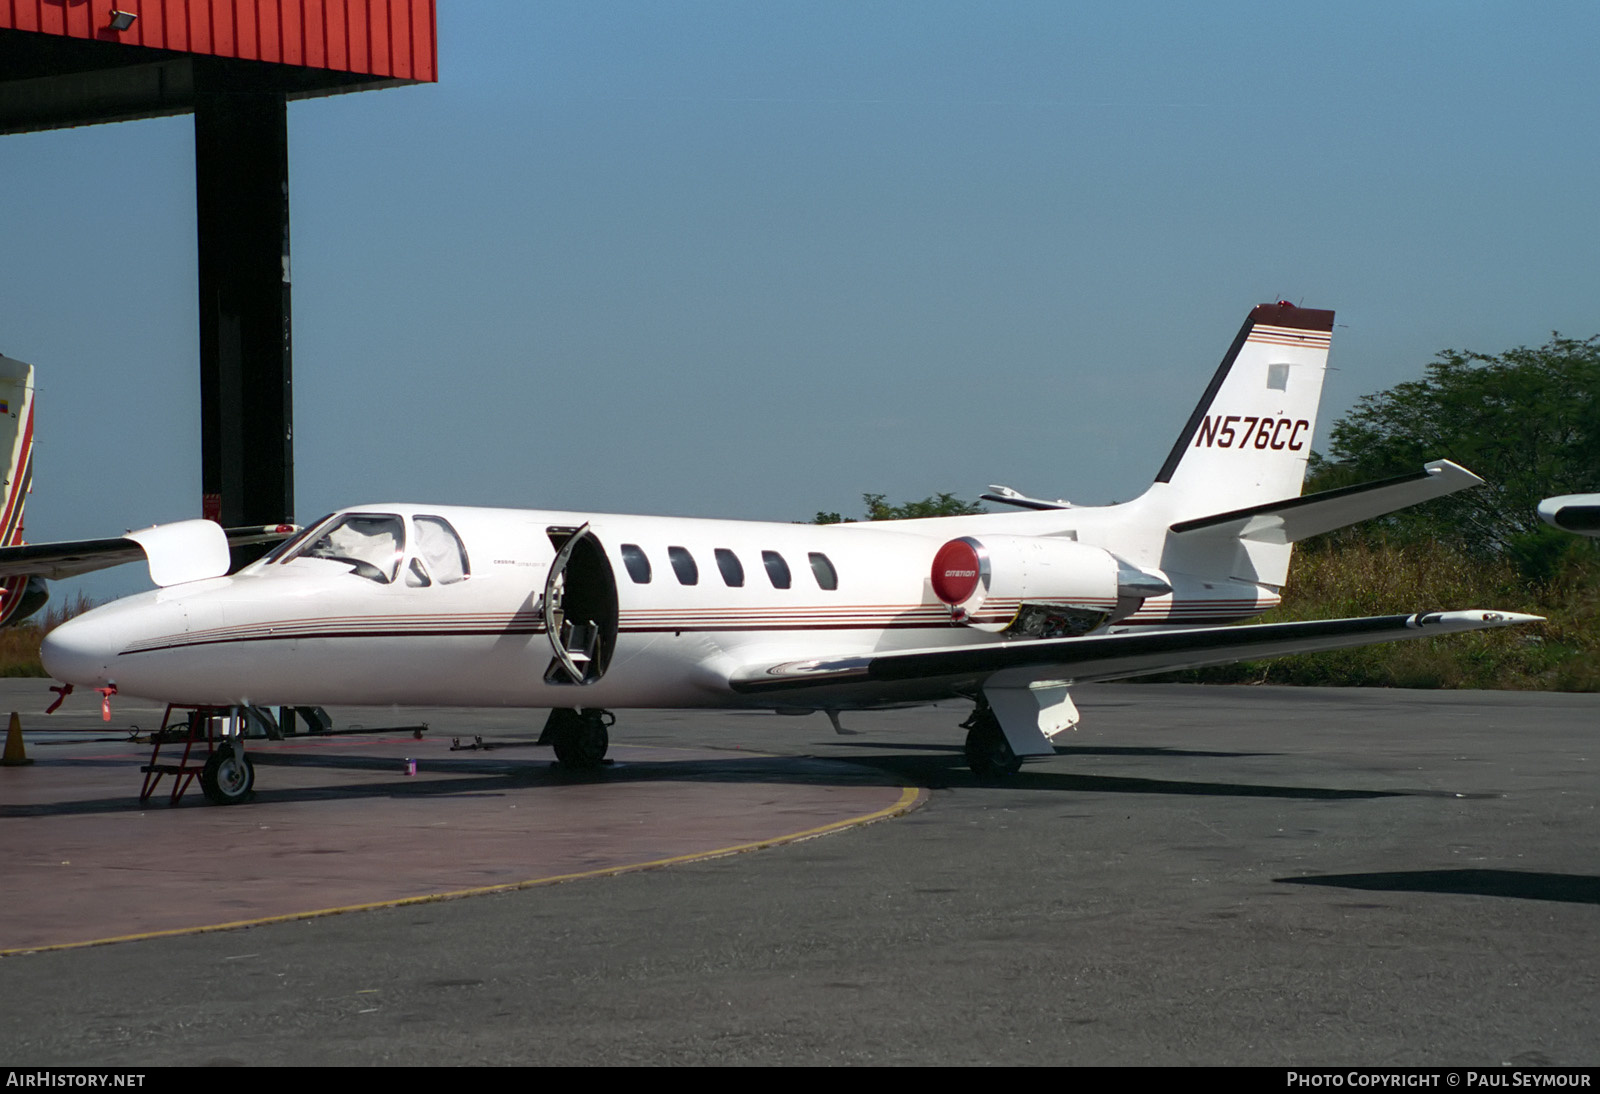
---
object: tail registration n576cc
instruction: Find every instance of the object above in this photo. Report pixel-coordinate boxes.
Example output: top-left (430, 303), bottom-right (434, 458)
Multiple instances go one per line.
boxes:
top-left (1195, 414), bottom-right (1310, 451)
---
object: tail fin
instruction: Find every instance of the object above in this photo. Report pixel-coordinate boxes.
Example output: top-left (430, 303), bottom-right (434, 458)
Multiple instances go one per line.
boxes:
top-left (0, 356), bottom-right (38, 625)
top-left (1152, 302), bottom-right (1333, 520)
top-left (1147, 306), bottom-right (1479, 590)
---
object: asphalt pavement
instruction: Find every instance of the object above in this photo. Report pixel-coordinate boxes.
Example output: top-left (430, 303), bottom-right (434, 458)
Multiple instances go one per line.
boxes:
top-left (1, 681), bottom-right (1596, 1066)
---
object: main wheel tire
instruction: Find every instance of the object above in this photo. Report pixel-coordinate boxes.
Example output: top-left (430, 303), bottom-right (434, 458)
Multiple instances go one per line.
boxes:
top-left (552, 713), bottom-right (609, 769)
top-left (964, 718), bottom-right (1022, 777)
top-left (200, 744), bottom-right (255, 805)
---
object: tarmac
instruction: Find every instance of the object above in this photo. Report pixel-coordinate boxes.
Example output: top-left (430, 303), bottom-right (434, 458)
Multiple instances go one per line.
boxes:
top-left (0, 679), bottom-right (1597, 1066)
top-left (0, 702), bottom-right (917, 954)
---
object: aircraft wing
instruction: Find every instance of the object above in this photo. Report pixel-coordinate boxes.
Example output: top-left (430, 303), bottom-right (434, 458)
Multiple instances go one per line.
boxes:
top-left (0, 524), bottom-right (298, 581)
top-left (729, 610), bottom-right (1541, 700)
top-left (1168, 460), bottom-right (1481, 544)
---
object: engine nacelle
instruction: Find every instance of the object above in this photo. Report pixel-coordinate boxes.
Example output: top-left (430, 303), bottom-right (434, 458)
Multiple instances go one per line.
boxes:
top-left (930, 535), bottom-right (1123, 634)
top-left (930, 535), bottom-right (1172, 635)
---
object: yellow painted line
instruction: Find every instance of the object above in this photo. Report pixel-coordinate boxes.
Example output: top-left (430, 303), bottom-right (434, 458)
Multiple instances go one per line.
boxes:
top-left (1, 785), bottom-right (925, 957)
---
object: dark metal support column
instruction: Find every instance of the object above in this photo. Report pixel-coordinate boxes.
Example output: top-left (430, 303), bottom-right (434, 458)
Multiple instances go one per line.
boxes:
top-left (194, 65), bottom-right (293, 560)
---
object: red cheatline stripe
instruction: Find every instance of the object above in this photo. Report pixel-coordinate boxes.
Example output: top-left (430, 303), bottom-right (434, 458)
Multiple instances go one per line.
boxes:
top-left (116, 595), bottom-right (1272, 655)
top-left (0, 446), bottom-right (31, 548)
top-left (0, 403), bottom-right (34, 548)
top-left (1252, 324), bottom-right (1331, 342)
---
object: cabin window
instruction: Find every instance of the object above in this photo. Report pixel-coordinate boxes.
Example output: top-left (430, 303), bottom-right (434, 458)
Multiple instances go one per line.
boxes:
top-left (668, 546), bottom-right (698, 585)
top-left (808, 552), bottom-right (839, 591)
top-left (621, 543), bottom-right (652, 584)
top-left (405, 558), bottom-right (432, 588)
top-left (293, 513), bottom-right (405, 584)
top-left (714, 548), bottom-right (745, 587)
top-left (761, 550), bottom-right (791, 589)
top-left (414, 516), bottom-right (470, 584)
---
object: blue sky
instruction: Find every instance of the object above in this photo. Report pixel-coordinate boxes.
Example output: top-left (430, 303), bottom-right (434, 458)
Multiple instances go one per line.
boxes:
top-left (2, 1), bottom-right (1598, 604)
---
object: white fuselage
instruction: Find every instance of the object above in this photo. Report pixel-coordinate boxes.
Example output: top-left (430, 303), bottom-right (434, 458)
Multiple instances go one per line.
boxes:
top-left (40, 499), bottom-right (1275, 711)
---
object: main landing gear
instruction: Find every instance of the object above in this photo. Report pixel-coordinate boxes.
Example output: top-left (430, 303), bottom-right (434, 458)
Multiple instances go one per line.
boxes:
top-left (961, 705), bottom-right (1022, 777)
top-left (540, 708), bottom-right (613, 770)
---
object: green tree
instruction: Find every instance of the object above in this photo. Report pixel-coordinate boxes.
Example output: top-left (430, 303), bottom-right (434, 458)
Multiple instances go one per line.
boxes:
top-left (813, 492), bottom-right (986, 524)
top-left (1310, 334), bottom-right (1600, 560)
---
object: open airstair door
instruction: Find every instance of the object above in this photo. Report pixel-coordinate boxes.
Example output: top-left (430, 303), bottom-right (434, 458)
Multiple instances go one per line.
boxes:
top-left (542, 523), bottom-right (619, 685)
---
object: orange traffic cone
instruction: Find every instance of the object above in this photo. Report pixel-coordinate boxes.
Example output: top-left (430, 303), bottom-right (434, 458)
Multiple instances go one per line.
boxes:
top-left (1, 711), bottom-right (31, 766)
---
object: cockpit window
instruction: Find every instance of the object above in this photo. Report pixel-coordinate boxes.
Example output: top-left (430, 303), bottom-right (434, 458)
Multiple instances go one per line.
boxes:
top-left (288, 513), bottom-right (405, 583)
top-left (263, 514), bottom-right (334, 564)
top-left (414, 516), bottom-right (469, 585)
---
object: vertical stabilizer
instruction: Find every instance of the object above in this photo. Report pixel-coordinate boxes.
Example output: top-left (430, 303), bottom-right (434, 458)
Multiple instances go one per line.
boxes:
top-left (1153, 302), bottom-right (1333, 520)
top-left (0, 357), bottom-right (37, 625)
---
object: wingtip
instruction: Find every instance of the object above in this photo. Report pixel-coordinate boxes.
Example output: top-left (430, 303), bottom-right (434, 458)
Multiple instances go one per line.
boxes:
top-left (1422, 459), bottom-right (1486, 488)
top-left (1413, 609), bottom-right (1545, 629)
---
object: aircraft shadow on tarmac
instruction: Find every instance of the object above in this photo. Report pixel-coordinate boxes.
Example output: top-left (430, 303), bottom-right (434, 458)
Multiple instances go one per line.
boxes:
top-left (830, 741), bottom-right (1500, 801)
top-left (4, 742), bottom-right (1489, 817)
top-left (827, 740), bottom-right (1272, 759)
top-left (853, 751), bottom-right (1414, 800)
top-left (1279, 869), bottom-right (1600, 906)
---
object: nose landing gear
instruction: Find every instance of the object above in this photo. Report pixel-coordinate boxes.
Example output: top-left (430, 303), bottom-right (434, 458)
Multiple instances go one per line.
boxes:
top-left (540, 707), bottom-right (613, 770)
top-left (200, 741), bottom-right (256, 805)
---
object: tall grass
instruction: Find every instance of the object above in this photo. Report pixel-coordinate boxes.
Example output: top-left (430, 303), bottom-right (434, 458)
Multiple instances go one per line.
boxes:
top-left (1166, 538), bottom-right (1600, 691)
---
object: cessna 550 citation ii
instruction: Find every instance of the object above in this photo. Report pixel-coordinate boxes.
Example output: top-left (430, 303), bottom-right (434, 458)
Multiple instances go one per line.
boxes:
top-left (40, 303), bottom-right (1540, 800)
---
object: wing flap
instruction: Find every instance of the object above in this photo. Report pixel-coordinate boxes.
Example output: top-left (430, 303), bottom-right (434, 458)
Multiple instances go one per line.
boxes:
top-left (729, 610), bottom-right (1541, 698)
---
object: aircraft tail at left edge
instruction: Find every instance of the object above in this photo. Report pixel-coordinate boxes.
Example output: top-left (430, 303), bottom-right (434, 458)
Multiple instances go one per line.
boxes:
top-left (0, 356), bottom-right (44, 626)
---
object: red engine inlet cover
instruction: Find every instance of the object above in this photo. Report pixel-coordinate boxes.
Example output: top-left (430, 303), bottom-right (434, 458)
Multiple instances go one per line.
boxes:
top-left (931, 539), bottom-right (983, 605)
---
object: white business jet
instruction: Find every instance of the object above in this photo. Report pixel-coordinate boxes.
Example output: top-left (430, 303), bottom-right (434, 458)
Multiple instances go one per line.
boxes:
top-left (40, 303), bottom-right (1540, 801)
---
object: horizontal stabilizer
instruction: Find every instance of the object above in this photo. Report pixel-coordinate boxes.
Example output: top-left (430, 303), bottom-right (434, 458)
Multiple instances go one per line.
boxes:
top-left (980, 485), bottom-right (1071, 512)
top-left (731, 610), bottom-right (1542, 697)
top-left (1168, 460), bottom-right (1482, 545)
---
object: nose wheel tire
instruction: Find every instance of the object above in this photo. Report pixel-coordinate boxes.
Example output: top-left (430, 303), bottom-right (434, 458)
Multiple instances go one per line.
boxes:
top-left (546, 708), bottom-right (612, 770)
top-left (200, 744), bottom-right (256, 805)
top-left (963, 712), bottom-right (1022, 777)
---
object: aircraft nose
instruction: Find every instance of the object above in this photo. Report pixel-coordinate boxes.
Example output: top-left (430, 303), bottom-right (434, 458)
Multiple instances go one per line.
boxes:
top-left (41, 611), bottom-right (122, 688)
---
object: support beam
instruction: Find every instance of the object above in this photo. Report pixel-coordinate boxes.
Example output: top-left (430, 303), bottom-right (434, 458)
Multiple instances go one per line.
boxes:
top-left (194, 67), bottom-right (293, 562)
